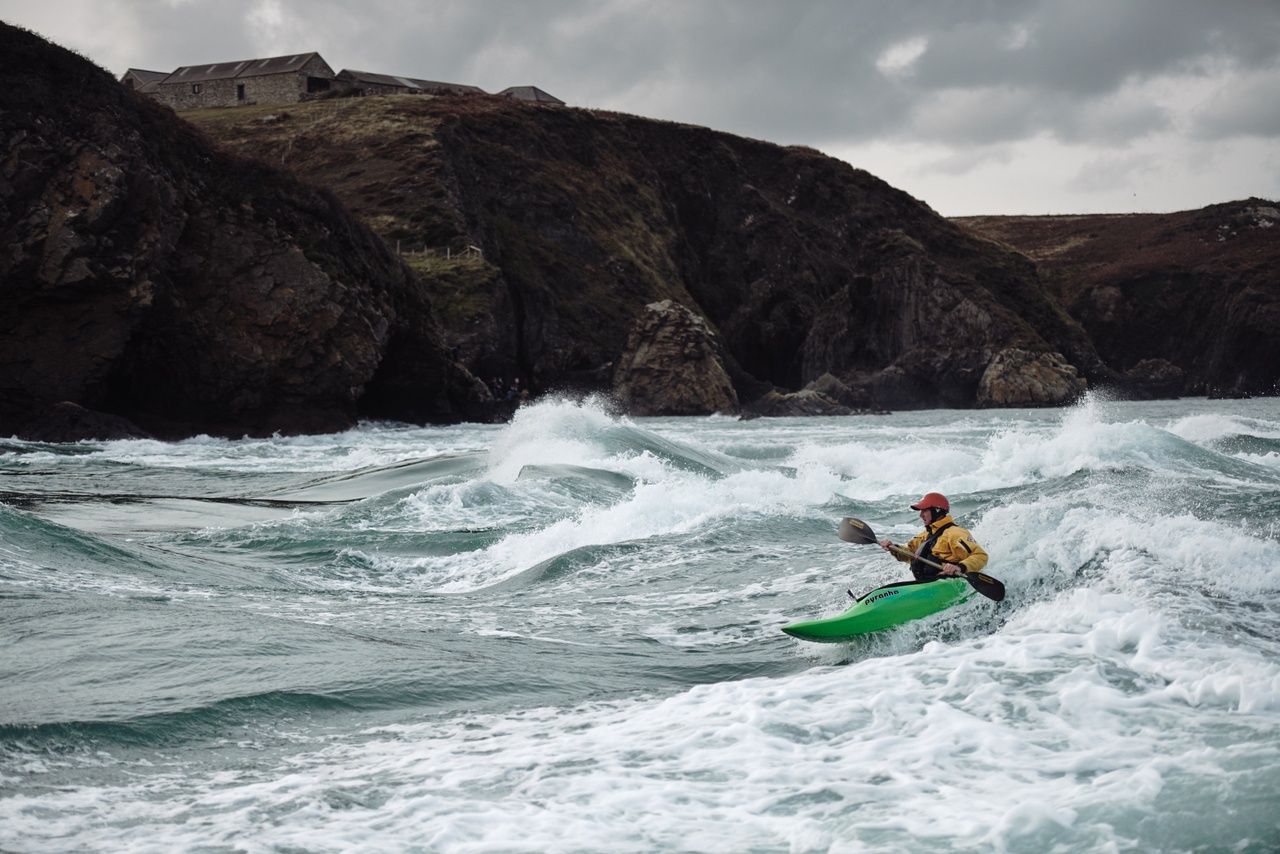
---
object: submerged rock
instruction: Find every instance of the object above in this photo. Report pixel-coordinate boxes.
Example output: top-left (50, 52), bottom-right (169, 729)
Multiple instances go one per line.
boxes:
top-left (742, 389), bottom-right (851, 417)
top-left (1119, 358), bottom-right (1186, 399)
top-left (17, 401), bottom-right (153, 442)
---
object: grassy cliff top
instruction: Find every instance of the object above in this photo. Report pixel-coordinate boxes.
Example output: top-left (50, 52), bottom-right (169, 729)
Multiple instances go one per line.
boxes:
top-left (954, 202), bottom-right (1280, 305)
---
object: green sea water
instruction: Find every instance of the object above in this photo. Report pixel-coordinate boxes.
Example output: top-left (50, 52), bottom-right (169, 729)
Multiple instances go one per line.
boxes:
top-left (3, 394), bottom-right (1279, 852)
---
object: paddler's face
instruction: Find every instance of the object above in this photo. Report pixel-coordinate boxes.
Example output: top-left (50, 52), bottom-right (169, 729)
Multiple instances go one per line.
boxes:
top-left (919, 508), bottom-right (934, 524)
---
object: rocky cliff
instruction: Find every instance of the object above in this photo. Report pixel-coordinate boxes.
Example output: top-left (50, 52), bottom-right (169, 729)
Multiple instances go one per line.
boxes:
top-left (0, 23), bottom-right (488, 440)
top-left (190, 95), bottom-right (1103, 414)
top-left (16, 22), bottom-right (1260, 437)
top-left (955, 203), bottom-right (1280, 398)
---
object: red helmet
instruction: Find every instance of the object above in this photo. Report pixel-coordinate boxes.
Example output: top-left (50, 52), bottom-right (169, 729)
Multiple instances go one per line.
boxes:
top-left (910, 492), bottom-right (949, 512)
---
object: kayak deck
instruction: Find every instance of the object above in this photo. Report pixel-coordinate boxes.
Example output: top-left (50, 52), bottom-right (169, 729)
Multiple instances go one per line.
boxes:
top-left (782, 577), bottom-right (975, 642)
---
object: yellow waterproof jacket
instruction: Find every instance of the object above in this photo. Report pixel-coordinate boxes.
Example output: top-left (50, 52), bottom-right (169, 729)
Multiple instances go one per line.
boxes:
top-left (894, 514), bottom-right (989, 573)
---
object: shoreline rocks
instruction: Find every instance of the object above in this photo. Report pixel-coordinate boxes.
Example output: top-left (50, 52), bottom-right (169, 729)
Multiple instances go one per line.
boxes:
top-left (976, 348), bottom-right (1087, 407)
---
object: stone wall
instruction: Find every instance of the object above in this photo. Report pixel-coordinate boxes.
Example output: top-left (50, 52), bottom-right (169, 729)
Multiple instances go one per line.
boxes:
top-left (343, 81), bottom-right (410, 97)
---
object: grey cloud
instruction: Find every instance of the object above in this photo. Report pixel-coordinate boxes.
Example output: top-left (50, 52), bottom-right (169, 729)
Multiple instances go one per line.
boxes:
top-left (882, 0), bottom-right (1277, 150)
top-left (912, 1), bottom-right (1279, 93)
top-left (1067, 151), bottom-right (1161, 194)
top-left (3, 0), bottom-right (1276, 211)
top-left (1191, 63), bottom-right (1280, 139)
top-left (25, 0), bottom-right (1278, 149)
top-left (919, 143), bottom-right (1018, 177)
top-left (892, 84), bottom-right (1172, 149)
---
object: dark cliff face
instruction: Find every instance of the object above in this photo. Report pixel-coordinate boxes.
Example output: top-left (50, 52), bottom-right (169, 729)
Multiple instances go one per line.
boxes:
top-left (0, 24), bottom-right (483, 439)
top-left (10, 27), bottom-right (1267, 434)
top-left (193, 96), bottom-right (1101, 411)
top-left (431, 104), bottom-right (1103, 408)
top-left (956, 203), bottom-right (1280, 398)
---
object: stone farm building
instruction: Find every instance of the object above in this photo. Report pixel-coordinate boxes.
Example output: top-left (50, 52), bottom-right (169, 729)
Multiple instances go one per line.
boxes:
top-left (122, 51), bottom-right (563, 110)
top-left (336, 70), bottom-right (485, 97)
top-left (141, 53), bottom-right (336, 110)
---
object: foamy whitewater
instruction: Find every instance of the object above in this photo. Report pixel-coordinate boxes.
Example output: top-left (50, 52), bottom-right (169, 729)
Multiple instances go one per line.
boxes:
top-left (2, 395), bottom-right (1279, 853)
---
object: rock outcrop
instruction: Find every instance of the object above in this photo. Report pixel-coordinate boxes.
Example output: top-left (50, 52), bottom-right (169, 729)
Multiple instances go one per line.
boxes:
top-left (612, 300), bottom-right (738, 415)
top-left (976, 349), bottom-right (1086, 407)
top-left (799, 229), bottom-right (1065, 409)
top-left (802, 373), bottom-right (871, 410)
top-left (0, 23), bottom-right (488, 440)
top-left (742, 389), bottom-right (852, 418)
top-left (1119, 358), bottom-right (1186, 400)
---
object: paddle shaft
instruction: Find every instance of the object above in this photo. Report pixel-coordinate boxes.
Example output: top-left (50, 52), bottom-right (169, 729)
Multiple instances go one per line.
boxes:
top-left (886, 540), bottom-right (1004, 601)
top-left (884, 541), bottom-right (947, 570)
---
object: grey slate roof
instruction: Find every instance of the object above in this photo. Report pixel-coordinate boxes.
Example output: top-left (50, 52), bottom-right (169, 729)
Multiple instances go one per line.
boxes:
top-left (162, 52), bottom-right (329, 84)
top-left (498, 86), bottom-right (565, 105)
top-left (121, 68), bottom-right (167, 94)
top-left (338, 69), bottom-right (486, 96)
top-left (124, 68), bottom-right (168, 83)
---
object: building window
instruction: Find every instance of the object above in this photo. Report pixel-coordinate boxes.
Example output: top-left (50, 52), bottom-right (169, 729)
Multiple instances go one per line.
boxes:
top-left (237, 84), bottom-right (245, 100)
top-left (192, 84), bottom-right (202, 94)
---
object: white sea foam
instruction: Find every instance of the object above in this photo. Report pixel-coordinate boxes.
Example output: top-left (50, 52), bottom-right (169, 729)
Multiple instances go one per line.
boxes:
top-left (331, 396), bottom-right (1280, 603)
top-left (6, 583), bottom-right (1275, 853)
top-left (979, 497), bottom-right (1280, 598)
top-left (1166, 412), bottom-right (1280, 443)
top-left (396, 461), bottom-right (845, 592)
top-left (2, 424), bottom-right (493, 473)
top-left (5, 397), bottom-right (1280, 853)
top-left (782, 394), bottom-right (1175, 504)
top-left (485, 396), bottom-right (628, 483)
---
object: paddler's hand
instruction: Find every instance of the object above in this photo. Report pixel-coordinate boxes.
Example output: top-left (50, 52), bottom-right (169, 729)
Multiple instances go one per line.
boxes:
top-left (940, 563), bottom-right (965, 577)
top-left (878, 539), bottom-right (893, 552)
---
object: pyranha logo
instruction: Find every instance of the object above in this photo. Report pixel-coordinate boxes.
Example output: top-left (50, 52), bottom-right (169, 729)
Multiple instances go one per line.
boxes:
top-left (867, 589), bottom-right (900, 604)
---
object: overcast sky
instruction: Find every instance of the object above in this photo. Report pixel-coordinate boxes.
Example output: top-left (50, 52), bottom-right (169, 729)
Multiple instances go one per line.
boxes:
top-left (4, 0), bottom-right (1278, 216)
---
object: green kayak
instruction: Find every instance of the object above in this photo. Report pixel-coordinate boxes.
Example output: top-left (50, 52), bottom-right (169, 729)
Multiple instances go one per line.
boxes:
top-left (782, 577), bottom-right (975, 642)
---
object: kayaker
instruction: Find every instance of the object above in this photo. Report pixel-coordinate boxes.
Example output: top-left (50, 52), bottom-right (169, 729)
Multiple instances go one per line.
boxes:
top-left (879, 492), bottom-right (988, 582)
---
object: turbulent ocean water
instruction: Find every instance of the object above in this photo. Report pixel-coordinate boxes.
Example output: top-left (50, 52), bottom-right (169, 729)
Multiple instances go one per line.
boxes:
top-left (2, 394), bottom-right (1279, 853)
